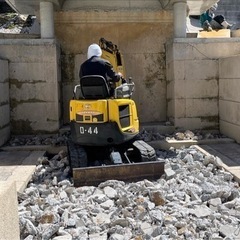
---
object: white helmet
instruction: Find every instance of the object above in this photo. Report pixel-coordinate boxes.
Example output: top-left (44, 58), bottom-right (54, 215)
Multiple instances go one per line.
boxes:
top-left (87, 43), bottom-right (102, 59)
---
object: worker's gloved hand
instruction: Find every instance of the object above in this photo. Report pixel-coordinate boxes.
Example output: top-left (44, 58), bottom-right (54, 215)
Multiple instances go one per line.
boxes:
top-left (117, 72), bottom-right (123, 81)
top-left (121, 77), bottom-right (127, 84)
top-left (117, 72), bottom-right (127, 84)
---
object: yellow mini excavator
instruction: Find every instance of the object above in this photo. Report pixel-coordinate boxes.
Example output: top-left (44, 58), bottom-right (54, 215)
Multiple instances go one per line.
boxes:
top-left (68, 38), bottom-right (164, 186)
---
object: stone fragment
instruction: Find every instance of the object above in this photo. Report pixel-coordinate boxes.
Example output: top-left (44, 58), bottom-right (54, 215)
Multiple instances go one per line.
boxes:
top-left (208, 198), bottom-right (222, 209)
top-left (100, 199), bottom-right (114, 209)
top-left (190, 205), bottom-right (212, 218)
top-left (149, 191), bottom-right (165, 206)
top-left (89, 232), bottom-right (108, 240)
top-left (92, 213), bottom-right (111, 225)
top-left (41, 223), bottom-right (60, 240)
top-left (103, 186), bottom-right (117, 199)
top-left (164, 165), bottom-right (176, 180)
top-left (149, 209), bottom-right (163, 224)
top-left (108, 233), bottom-right (125, 240)
top-left (219, 224), bottom-right (240, 238)
top-left (59, 190), bottom-right (68, 200)
top-left (52, 236), bottom-right (72, 240)
top-left (110, 218), bottom-right (129, 228)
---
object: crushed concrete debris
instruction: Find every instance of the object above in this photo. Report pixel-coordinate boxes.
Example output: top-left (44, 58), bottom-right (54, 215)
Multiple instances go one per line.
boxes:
top-left (18, 145), bottom-right (240, 239)
top-left (4, 129), bottom-right (226, 148)
top-left (139, 129), bottom-right (227, 142)
top-left (5, 131), bottom-right (70, 147)
top-left (0, 2), bottom-right (38, 35)
top-left (0, 13), bottom-right (37, 34)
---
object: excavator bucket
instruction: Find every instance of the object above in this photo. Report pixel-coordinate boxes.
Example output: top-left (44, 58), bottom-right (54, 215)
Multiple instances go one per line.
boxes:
top-left (72, 160), bottom-right (165, 187)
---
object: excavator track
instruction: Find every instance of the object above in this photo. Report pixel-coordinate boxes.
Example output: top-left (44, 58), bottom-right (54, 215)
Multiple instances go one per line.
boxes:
top-left (132, 140), bottom-right (157, 162)
top-left (68, 139), bottom-right (165, 186)
top-left (67, 140), bottom-right (88, 169)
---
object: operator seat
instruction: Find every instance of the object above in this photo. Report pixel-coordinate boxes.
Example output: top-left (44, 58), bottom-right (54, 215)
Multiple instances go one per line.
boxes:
top-left (80, 75), bottom-right (111, 99)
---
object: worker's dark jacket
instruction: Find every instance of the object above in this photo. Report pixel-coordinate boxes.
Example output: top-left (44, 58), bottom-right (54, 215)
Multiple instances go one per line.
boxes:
top-left (79, 56), bottom-right (121, 83)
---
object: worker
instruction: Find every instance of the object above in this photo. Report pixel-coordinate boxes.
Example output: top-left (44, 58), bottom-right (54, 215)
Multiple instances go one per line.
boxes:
top-left (79, 43), bottom-right (124, 94)
top-left (200, 3), bottom-right (232, 31)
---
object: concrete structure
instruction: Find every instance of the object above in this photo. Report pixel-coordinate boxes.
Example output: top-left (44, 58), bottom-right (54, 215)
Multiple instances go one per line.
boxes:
top-left (173, 1), bottom-right (187, 38)
top-left (5, 0), bottom-right (220, 41)
top-left (166, 38), bottom-right (240, 133)
top-left (40, 1), bottom-right (54, 38)
top-left (0, 150), bottom-right (45, 240)
top-left (6, 0), bottom-right (219, 15)
top-left (0, 39), bottom-right (61, 134)
top-left (219, 55), bottom-right (240, 143)
top-left (0, 181), bottom-right (20, 240)
top-left (0, 59), bottom-right (10, 146)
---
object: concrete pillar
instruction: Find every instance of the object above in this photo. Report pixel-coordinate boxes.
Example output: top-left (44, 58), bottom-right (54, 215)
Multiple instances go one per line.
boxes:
top-left (40, 1), bottom-right (54, 38)
top-left (173, 0), bottom-right (187, 38)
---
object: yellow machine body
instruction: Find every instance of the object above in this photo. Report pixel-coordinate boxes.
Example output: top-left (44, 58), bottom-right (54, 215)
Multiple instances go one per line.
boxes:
top-left (70, 99), bottom-right (138, 130)
top-left (69, 98), bottom-right (139, 146)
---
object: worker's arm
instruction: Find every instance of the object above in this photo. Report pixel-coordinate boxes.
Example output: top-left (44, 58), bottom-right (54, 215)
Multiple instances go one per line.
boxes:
top-left (105, 61), bottom-right (121, 82)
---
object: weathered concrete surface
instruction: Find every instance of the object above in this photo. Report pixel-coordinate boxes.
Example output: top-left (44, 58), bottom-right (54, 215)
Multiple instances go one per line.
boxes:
top-left (6, 0), bottom-right (219, 16)
top-left (1, 145), bottom-right (67, 155)
top-left (196, 143), bottom-right (240, 183)
top-left (0, 150), bottom-right (45, 240)
top-left (0, 39), bottom-right (61, 134)
top-left (166, 38), bottom-right (240, 132)
top-left (0, 150), bottom-right (45, 192)
top-left (0, 59), bottom-right (10, 146)
top-left (0, 181), bottom-right (20, 240)
top-left (219, 55), bottom-right (240, 144)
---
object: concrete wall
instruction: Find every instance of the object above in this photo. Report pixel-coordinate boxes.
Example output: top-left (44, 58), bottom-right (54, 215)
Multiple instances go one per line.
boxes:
top-left (166, 38), bottom-right (240, 130)
top-left (54, 10), bottom-right (173, 124)
top-left (219, 55), bottom-right (240, 143)
top-left (0, 39), bottom-right (61, 134)
top-left (0, 59), bottom-right (10, 145)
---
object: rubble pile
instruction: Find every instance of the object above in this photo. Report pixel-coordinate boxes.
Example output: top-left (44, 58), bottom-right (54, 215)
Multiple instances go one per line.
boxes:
top-left (18, 146), bottom-right (240, 240)
top-left (6, 132), bottom-right (70, 147)
top-left (6, 129), bottom-right (226, 148)
top-left (140, 129), bottom-right (226, 142)
top-left (0, 13), bottom-right (36, 34)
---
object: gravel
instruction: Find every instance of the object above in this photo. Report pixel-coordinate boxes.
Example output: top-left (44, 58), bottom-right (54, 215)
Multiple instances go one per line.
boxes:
top-left (5, 129), bottom-right (227, 148)
top-left (139, 129), bottom-right (227, 142)
top-left (18, 140), bottom-right (240, 240)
